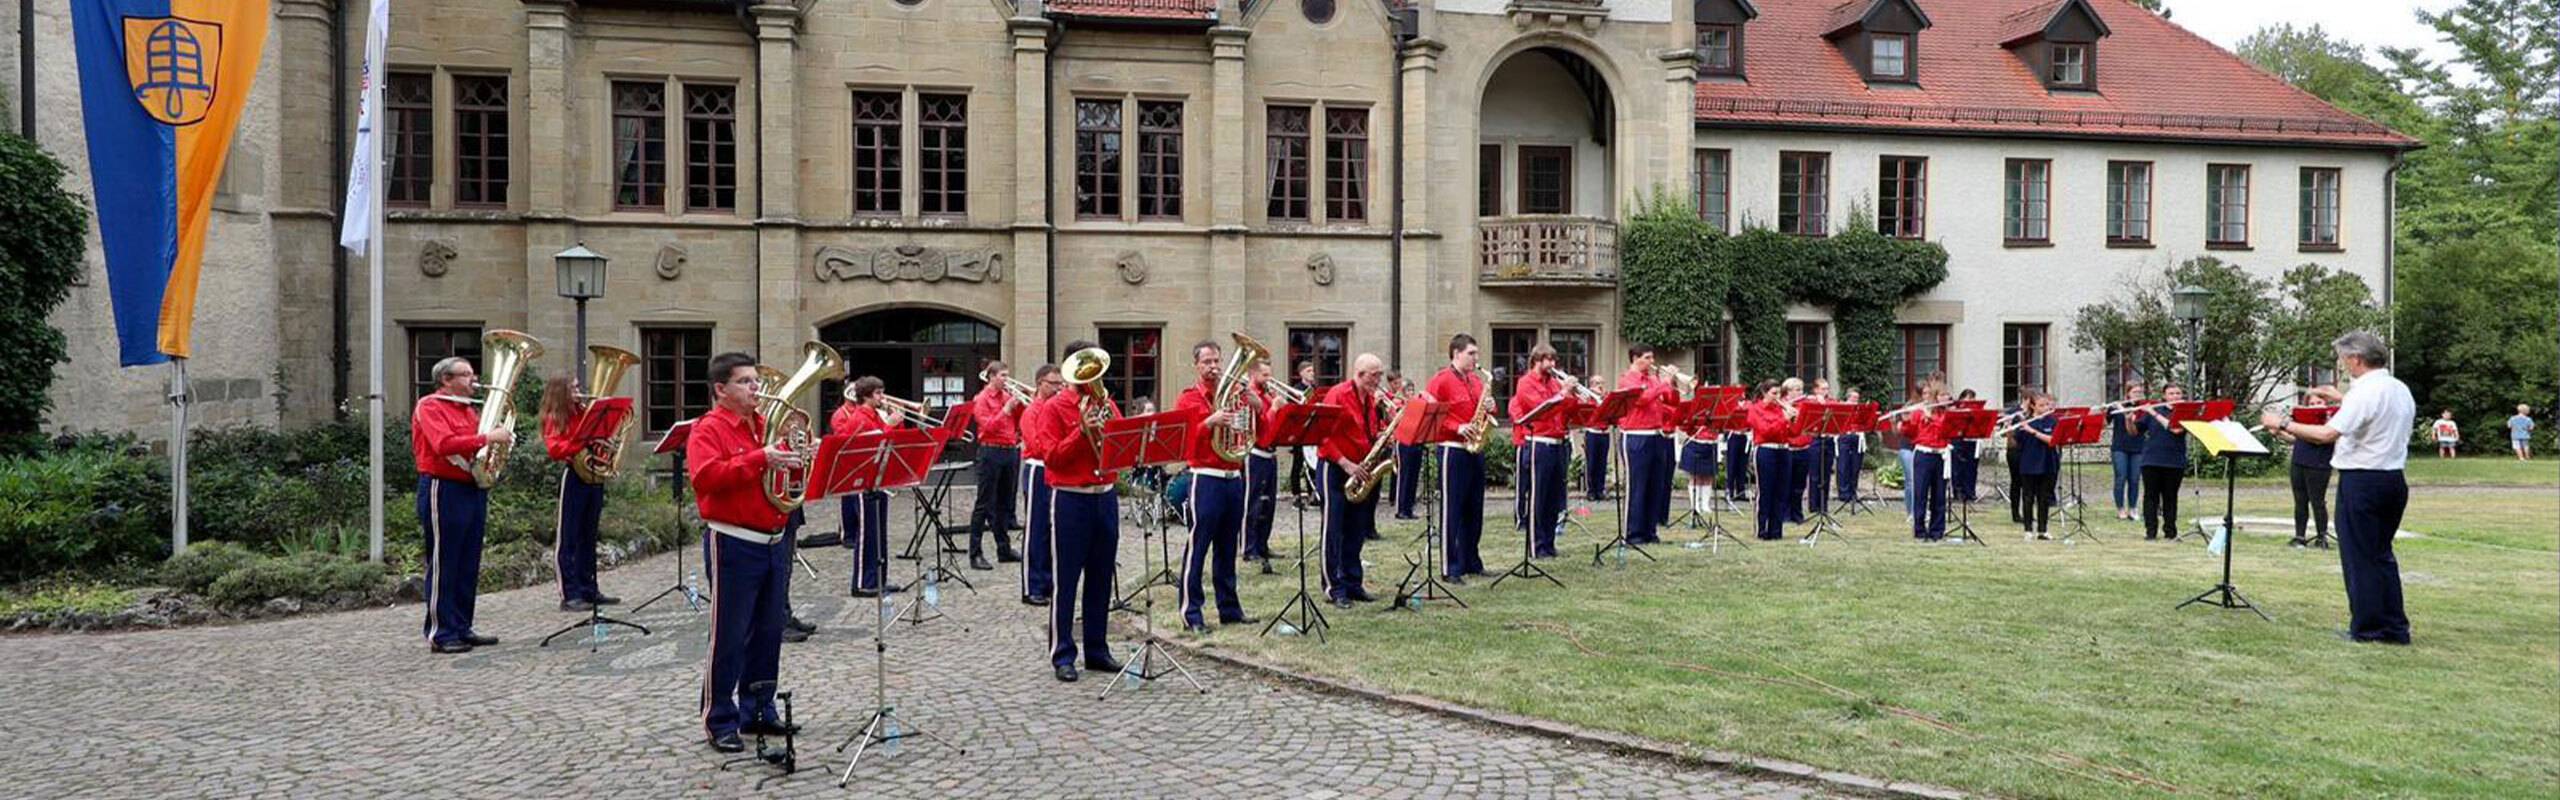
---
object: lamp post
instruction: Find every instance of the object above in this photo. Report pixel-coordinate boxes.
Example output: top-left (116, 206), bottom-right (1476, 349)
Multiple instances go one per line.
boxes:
top-left (554, 244), bottom-right (609, 382)
top-left (2172, 283), bottom-right (2212, 392)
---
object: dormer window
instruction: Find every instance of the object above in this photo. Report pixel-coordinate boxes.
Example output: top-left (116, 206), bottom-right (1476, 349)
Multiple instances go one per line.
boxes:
top-left (1870, 34), bottom-right (1909, 79)
top-left (2049, 44), bottom-right (2089, 87)
top-left (1698, 24), bottom-right (1740, 75)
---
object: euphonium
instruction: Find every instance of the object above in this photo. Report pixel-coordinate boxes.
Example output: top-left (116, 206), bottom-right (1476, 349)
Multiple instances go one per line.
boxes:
top-left (1461, 367), bottom-right (1499, 454)
top-left (569, 345), bottom-right (642, 483)
top-left (1210, 332), bottom-right (1270, 462)
top-left (1342, 391), bottom-right (1411, 503)
top-left (1060, 347), bottom-right (1114, 456)
top-left (467, 330), bottom-right (544, 488)
top-left (757, 342), bottom-right (846, 512)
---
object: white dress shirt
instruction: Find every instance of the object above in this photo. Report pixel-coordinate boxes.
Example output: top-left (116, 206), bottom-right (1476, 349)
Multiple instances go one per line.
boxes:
top-left (2324, 368), bottom-right (2415, 471)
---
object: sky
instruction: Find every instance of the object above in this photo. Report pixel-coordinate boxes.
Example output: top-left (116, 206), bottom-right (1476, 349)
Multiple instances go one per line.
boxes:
top-left (2163, 0), bottom-right (2472, 72)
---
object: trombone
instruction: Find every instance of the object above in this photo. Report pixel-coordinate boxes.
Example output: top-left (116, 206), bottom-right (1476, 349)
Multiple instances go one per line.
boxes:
top-left (877, 393), bottom-right (946, 429)
top-left (1260, 377), bottom-right (1307, 405)
top-left (979, 365), bottom-right (1036, 407)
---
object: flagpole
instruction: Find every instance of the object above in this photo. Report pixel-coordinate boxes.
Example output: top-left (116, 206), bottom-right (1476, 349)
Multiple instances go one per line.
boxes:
top-left (169, 358), bottom-right (189, 554)
top-left (362, 0), bottom-right (388, 564)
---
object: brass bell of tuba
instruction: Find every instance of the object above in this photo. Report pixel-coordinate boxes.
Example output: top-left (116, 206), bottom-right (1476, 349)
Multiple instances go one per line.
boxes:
top-left (569, 345), bottom-right (642, 484)
top-left (757, 342), bottom-right (846, 512)
top-left (1060, 347), bottom-right (1114, 455)
top-left (1210, 332), bottom-right (1270, 462)
top-left (467, 330), bottom-right (544, 488)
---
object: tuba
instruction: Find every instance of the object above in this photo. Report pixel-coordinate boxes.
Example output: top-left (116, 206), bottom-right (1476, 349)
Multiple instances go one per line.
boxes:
top-left (1210, 332), bottom-right (1270, 462)
top-left (757, 342), bottom-right (846, 512)
top-left (1060, 347), bottom-right (1114, 458)
top-left (569, 345), bottom-right (642, 483)
top-left (467, 330), bottom-right (544, 488)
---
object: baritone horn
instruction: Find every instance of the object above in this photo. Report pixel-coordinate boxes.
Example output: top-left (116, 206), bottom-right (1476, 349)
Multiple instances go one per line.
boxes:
top-left (1060, 347), bottom-right (1114, 454)
top-left (758, 342), bottom-right (846, 512)
top-left (569, 344), bottom-right (643, 483)
top-left (466, 330), bottom-right (544, 488)
top-left (1210, 332), bottom-right (1270, 462)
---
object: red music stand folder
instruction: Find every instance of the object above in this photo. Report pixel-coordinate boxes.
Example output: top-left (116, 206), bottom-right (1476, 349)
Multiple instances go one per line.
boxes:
top-left (2291, 406), bottom-right (2338, 425)
top-left (2198, 399), bottom-right (2236, 422)
top-left (1517, 392), bottom-right (1582, 429)
top-left (938, 401), bottom-right (977, 443)
top-left (1396, 400), bottom-right (1458, 447)
top-left (805, 428), bottom-right (944, 502)
top-left (1945, 408), bottom-right (2000, 441)
top-left (1264, 403), bottom-right (1347, 451)
top-left (571, 397), bottom-right (634, 442)
top-left (2162, 401), bottom-right (2209, 423)
top-left (2056, 409), bottom-right (2107, 447)
top-left (1101, 411), bottom-right (1193, 471)
top-left (652, 418), bottom-right (696, 456)
top-left (1587, 387), bottom-right (1641, 431)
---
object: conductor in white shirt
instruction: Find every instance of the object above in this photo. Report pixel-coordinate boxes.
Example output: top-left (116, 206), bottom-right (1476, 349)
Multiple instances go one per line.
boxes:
top-left (2261, 331), bottom-right (2415, 645)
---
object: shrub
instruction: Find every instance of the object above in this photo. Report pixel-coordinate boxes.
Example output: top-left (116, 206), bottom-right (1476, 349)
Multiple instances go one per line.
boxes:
top-left (1480, 437), bottom-right (1517, 488)
top-left (0, 445), bottom-right (167, 578)
top-left (205, 551), bottom-right (391, 608)
top-left (156, 540), bottom-right (262, 594)
top-left (0, 132), bottom-right (91, 436)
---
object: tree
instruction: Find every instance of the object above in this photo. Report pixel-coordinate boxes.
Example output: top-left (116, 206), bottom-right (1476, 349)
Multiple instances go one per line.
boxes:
top-left (2069, 257), bottom-right (2383, 408)
top-left (2128, 0), bottom-right (2169, 17)
top-left (2393, 232), bottom-right (2559, 428)
top-left (0, 133), bottom-right (91, 437)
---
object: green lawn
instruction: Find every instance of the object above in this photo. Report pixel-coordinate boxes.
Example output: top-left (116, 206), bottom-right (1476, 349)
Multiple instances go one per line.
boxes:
top-left (1154, 480), bottom-right (2560, 799)
top-left (2227, 454), bottom-right (2560, 488)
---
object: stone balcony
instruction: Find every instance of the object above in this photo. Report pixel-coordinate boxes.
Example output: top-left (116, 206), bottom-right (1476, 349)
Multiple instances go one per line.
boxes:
top-left (1476, 215), bottom-right (1620, 287)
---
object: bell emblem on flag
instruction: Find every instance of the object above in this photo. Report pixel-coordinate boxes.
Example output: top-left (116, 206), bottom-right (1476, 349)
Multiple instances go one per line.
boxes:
top-left (123, 16), bottom-right (224, 126)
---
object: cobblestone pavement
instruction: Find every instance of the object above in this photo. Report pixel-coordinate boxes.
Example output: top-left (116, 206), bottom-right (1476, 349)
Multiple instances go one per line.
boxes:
top-left (0, 489), bottom-right (1841, 799)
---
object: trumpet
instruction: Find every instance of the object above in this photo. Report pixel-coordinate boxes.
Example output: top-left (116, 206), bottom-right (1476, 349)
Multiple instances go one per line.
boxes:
top-left (1548, 367), bottom-right (1602, 403)
top-left (978, 365), bottom-right (1035, 407)
top-left (1657, 363), bottom-right (1697, 399)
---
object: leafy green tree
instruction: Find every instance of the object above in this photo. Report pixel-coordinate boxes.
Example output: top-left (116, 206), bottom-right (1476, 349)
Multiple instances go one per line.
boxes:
top-left (2393, 232), bottom-right (2559, 425)
top-left (0, 133), bottom-right (92, 437)
top-left (2069, 257), bottom-right (2382, 407)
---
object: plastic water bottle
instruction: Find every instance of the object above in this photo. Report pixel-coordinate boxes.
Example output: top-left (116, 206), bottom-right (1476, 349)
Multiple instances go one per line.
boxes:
top-left (591, 620), bottom-right (609, 644)
top-left (883, 719), bottom-right (901, 755)
top-left (923, 577), bottom-right (941, 609)
top-left (683, 572), bottom-right (704, 609)
top-left (1273, 621), bottom-right (1300, 637)
top-left (880, 598), bottom-right (897, 625)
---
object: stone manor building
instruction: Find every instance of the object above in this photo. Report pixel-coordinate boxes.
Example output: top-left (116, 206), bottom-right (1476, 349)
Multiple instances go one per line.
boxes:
top-left (13, 0), bottom-right (2413, 438)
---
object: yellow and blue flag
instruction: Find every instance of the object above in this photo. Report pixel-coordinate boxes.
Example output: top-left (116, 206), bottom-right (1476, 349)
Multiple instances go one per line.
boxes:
top-left (70, 0), bottom-right (271, 367)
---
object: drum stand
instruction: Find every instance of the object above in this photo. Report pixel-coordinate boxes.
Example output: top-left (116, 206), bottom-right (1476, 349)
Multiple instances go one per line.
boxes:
top-left (1102, 500), bottom-right (1205, 698)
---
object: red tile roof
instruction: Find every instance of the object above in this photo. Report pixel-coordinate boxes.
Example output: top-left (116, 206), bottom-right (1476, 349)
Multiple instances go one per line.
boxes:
top-left (1045, 0), bottom-right (1217, 21)
top-left (1695, 0), bottom-right (2418, 149)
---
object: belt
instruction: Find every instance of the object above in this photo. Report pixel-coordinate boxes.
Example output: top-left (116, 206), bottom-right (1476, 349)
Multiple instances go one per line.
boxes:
top-left (1755, 443), bottom-right (1791, 450)
top-left (706, 521), bottom-right (783, 546)
top-left (1526, 436), bottom-right (1563, 445)
top-left (981, 443), bottom-right (1020, 451)
top-left (1190, 468), bottom-right (1241, 479)
top-left (2335, 467), bottom-right (2401, 474)
top-left (1054, 484), bottom-right (1115, 495)
top-left (1023, 458), bottom-right (1045, 468)
top-left (1623, 429), bottom-right (1663, 437)
top-left (1915, 445), bottom-right (1949, 454)
top-left (1436, 442), bottom-right (1479, 452)
top-left (1249, 449), bottom-right (1273, 459)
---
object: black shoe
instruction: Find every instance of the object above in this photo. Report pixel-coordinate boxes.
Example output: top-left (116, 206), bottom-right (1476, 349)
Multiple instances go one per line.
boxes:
top-left (463, 634), bottom-right (499, 647)
top-left (1444, 574), bottom-right (1466, 585)
top-left (2290, 538), bottom-right (2310, 549)
top-left (2165, 533), bottom-right (2180, 541)
top-left (1330, 597), bottom-right (1355, 608)
top-left (882, 583), bottom-right (906, 595)
top-left (561, 598), bottom-right (596, 613)
top-left (1054, 663), bottom-right (1080, 682)
top-left (1470, 569), bottom-right (1496, 578)
top-left (786, 615), bottom-right (817, 634)
top-left (1364, 531), bottom-right (1384, 541)
top-left (1220, 614), bottom-right (1258, 625)
top-left (851, 589), bottom-right (880, 599)
top-left (1183, 622), bottom-right (1211, 634)
top-left (1022, 594), bottom-right (1050, 606)
top-left (741, 718), bottom-right (800, 737)
top-left (708, 732), bottom-right (746, 753)
top-left (782, 627), bottom-right (811, 644)
top-left (1346, 588), bottom-right (1378, 602)
top-left (1259, 560), bottom-right (1278, 575)
top-left (970, 555), bottom-right (995, 571)
top-left (997, 547), bottom-right (1022, 563)
top-left (431, 641), bottom-right (474, 654)
top-left (1085, 655), bottom-right (1125, 673)
top-left (590, 594), bottom-right (622, 606)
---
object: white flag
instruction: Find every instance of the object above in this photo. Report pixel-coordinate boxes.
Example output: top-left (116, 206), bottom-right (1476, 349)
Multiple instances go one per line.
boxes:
top-left (338, 0), bottom-right (390, 254)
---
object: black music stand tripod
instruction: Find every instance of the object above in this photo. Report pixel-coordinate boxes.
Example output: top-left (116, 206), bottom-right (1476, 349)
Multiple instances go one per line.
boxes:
top-left (1261, 404), bottom-right (1344, 641)
top-left (1096, 412), bottom-right (1207, 696)
top-left (1492, 398), bottom-right (1568, 590)
top-left (817, 434), bottom-right (966, 784)
top-left (719, 681), bottom-right (803, 789)
top-left (2177, 446), bottom-right (2273, 621)
top-left (632, 421), bottom-right (706, 615)
top-left (1798, 405), bottom-right (1854, 547)
top-left (1391, 401), bottom-right (1464, 610)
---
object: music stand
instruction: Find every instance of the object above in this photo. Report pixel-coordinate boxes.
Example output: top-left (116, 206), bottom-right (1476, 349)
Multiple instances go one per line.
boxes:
top-left (1492, 392), bottom-right (1577, 589)
top-left (814, 429), bottom-right (966, 785)
top-left (1942, 409), bottom-right (2000, 546)
top-left (1109, 411), bottom-right (1190, 614)
top-left (1260, 404), bottom-right (1349, 641)
top-left (1666, 389), bottom-right (1736, 532)
top-left (2053, 409), bottom-right (2106, 544)
top-left (1796, 401), bottom-right (1858, 547)
top-left (1095, 410), bottom-right (1207, 697)
top-left (1582, 388), bottom-right (1656, 567)
top-left (1836, 404), bottom-right (1880, 516)
top-left (631, 419), bottom-right (704, 615)
top-left (2176, 419), bottom-right (2273, 621)
top-left (1388, 400), bottom-right (1465, 610)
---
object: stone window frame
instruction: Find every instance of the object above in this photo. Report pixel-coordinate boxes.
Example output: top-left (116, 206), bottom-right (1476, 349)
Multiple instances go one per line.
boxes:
top-left (450, 72), bottom-right (512, 209)
top-left (2003, 157), bottom-right (2052, 245)
top-left (602, 74), bottom-right (747, 217)
top-left (841, 84), bottom-right (975, 222)
top-left (918, 92), bottom-right (970, 218)
top-left (1787, 321), bottom-right (1830, 384)
top-left (681, 83), bottom-right (740, 214)
top-left (609, 79), bottom-right (668, 211)
top-left (639, 324), bottom-right (715, 436)
top-left (1260, 98), bottom-right (1375, 229)
top-left (1136, 99), bottom-right (1185, 221)
top-left (1070, 92), bottom-right (1193, 225)
top-left (385, 70), bottom-right (435, 208)
top-left (851, 87), bottom-right (907, 217)
top-left (1097, 325), bottom-right (1164, 410)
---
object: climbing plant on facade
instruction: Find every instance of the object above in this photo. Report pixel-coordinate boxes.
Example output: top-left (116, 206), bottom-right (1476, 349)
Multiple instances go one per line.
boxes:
top-left (1618, 189), bottom-right (1727, 352)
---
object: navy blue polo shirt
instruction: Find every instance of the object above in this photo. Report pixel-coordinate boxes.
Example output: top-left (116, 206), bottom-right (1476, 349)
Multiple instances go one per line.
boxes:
top-left (2291, 437), bottom-right (2334, 469)
top-left (2108, 410), bottom-right (2145, 454)
top-left (2015, 416), bottom-right (2060, 476)
top-left (2137, 413), bottom-right (2188, 468)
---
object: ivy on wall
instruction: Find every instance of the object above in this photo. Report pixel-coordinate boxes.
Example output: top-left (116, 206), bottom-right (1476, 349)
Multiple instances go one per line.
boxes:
top-left (1622, 198), bottom-right (1947, 397)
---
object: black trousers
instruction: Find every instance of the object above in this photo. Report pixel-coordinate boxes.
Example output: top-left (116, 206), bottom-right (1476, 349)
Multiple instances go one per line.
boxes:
top-left (2290, 463), bottom-right (2332, 540)
top-left (2334, 469), bottom-right (2411, 643)
top-left (2016, 471), bottom-right (2056, 533)
top-left (2140, 465), bottom-right (2185, 538)
top-left (2006, 446), bottom-right (2026, 522)
top-left (969, 445), bottom-right (1020, 556)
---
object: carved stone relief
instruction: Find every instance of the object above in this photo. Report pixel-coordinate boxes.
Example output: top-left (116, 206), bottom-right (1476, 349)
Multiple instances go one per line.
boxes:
top-left (419, 240), bottom-right (457, 278)
top-left (654, 244), bottom-right (687, 280)
top-left (1114, 251), bottom-right (1148, 285)
top-left (1307, 252), bottom-right (1336, 286)
top-left (812, 244), bottom-right (1006, 283)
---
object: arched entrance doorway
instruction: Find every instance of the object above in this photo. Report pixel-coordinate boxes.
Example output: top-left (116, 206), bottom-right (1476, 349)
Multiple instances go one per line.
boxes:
top-left (817, 307), bottom-right (1001, 425)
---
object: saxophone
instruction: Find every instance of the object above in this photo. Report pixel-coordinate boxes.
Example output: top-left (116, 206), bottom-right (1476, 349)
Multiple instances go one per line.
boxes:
top-left (1461, 367), bottom-right (1498, 454)
top-left (1342, 388), bottom-right (1412, 503)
